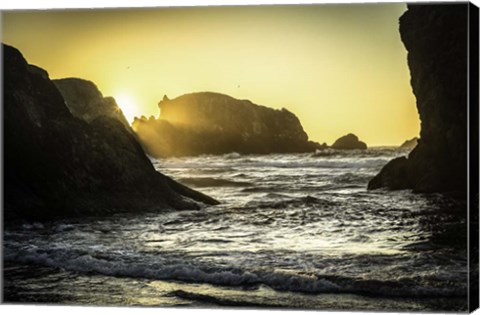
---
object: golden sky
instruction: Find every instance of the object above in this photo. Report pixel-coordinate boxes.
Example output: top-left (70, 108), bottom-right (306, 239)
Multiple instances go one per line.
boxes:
top-left (2, 3), bottom-right (419, 146)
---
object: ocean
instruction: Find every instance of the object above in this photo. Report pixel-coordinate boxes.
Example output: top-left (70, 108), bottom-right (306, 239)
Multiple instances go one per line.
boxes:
top-left (3, 148), bottom-right (468, 311)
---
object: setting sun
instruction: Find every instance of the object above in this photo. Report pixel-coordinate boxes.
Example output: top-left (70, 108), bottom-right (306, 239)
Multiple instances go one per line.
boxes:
top-left (115, 93), bottom-right (140, 123)
top-left (2, 4), bottom-right (420, 145)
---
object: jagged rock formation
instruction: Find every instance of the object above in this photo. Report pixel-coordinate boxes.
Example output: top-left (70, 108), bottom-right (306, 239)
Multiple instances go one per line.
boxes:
top-left (132, 92), bottom-right (322, 157)
top-left (368, 4), bottom-right (468, 192)
top-left (53, 78), bottom-right (131, 132)
top-left (3, 44), bottom-right (217, 221)
top-left (400, 137), bottom-right (418, 149)
top-left (331, 133), bottom-right (367, 150)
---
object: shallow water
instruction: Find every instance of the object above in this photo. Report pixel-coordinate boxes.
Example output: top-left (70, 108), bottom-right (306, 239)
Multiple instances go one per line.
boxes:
top-left (3, 148), bottom-right (468, 311)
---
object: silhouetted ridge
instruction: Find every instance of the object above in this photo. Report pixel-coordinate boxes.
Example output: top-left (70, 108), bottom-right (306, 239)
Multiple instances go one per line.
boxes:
top-left (133, 92), bottom-right (323, 157)
top-left (368, 4), bottom-right (469, 193)
top-left (3, 44), bottom-right (217, 221)
top-left (53, 78), bottom-right (132, 133)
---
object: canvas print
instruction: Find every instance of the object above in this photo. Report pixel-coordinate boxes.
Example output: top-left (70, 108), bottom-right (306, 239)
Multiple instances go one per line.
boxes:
top-left (1, 1), bottom-right (479, 312)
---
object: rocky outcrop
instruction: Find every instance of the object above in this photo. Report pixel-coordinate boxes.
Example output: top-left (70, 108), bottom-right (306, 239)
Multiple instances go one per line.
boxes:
top-left (132, 92), bottom-right (322, 157)
top-left (53, 78), bottom-right (131, 132)
top-left (331, 133), bottom-right (367, 150)
top-left (3, 44), bottom-right (217, 221)
top-left (400, 137), bottom-right (418, 149)
top-left (368, 4), bottom-right (468, 192)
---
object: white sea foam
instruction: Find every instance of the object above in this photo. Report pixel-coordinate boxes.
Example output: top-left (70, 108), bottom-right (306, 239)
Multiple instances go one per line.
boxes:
top-left (4, 150), bottom-right (468, 306)
top-left (3, 245), bottom-right (465, 298)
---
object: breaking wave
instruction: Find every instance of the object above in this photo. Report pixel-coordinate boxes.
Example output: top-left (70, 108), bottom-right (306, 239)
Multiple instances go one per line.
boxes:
top-left (3, 246), bottom-right (465, 298)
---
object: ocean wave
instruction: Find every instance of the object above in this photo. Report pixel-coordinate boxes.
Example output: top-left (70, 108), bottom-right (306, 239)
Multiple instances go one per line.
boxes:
top-left (162, 159), bottom-right (393, 172)
top-left (54, 224), bottom-right (76, 232)
top-left (312, 148), bottom-right (406, 158)
top-left (179, 177), bottom-right (253, 188)
top-left (332, 172), bottom-right (373, 184)
top-left (167, 290), bottom-right (281, 308)
top-left (223, 152), bottom-right (242, 159)
top-left (154, 151), bottom-right (400, 171)
top-left (21, 223), bottom-right (45, 230)
top-left (3, 246), bottom-right (465, 298)
top-left (244, 195), bottom-right (336, 210)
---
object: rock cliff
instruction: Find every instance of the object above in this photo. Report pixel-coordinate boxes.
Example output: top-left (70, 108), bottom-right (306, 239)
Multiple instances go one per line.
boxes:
top-left (132, 92), bottom-right (322, 157)
top-left (53, 78), bottom-right (131, 132)
top-left (331, 133), bottom-right (367, 150)
top-left (3, 44), bottom-right (217, 221)
top-left (400, 137), bottom-right (418, 149)
top-left (368, 4), bottom-right (469, 192)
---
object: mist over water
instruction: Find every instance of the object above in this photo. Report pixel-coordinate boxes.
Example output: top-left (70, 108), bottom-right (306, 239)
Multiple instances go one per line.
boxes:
top-left (3, 148), bottom-right (468, 311)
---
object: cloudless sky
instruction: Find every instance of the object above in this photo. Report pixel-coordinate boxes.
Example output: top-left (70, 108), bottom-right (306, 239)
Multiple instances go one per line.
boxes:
top-left (2, 3), bottom-right (420, 146)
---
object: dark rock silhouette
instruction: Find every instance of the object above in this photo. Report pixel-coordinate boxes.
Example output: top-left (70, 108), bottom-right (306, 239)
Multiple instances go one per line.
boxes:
top-left (368, 157), bottom-right (410, 190)
top-left (27, 64), bottom-right (49, 80)
top-left (369, 4), bottom-right (469, 192)
top-left (3, 44), bottom-right (218, 221)
top-left (400, 137), bottom-right (418, 149)
top-left (53, 78), bottom-right (131, 133)
top-left (133, 92), bottom-right (322, 157)
top-left (331, 133), bottom-right (367, 150)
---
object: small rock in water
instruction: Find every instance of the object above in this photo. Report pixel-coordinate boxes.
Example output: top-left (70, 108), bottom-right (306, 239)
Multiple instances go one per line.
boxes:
top-left (331, 133), bottom-right (367, 150)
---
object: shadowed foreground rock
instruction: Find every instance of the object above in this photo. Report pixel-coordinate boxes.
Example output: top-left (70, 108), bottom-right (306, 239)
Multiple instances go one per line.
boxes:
top-left (331, 133), bottom-right (367, 150)
top-left (132, 92), bottom-right (323, 157)
top-left (3, 44), bottom-right (218, 221)
top-left (369, 4), bottom-right (469, 193)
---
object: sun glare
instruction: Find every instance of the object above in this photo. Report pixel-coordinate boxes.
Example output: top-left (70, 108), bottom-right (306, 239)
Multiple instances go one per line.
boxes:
top-left (2, 4), bottom-right (420, 145)
top-left (115, 93), bottom-right (139, 123)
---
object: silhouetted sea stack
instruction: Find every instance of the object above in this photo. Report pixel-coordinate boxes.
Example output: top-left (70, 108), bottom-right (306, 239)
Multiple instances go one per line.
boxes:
top-left (3, 44), bottom-right (218, 221)
top-left (369, 4), bottom-right (469, 193)
top-left (132, 92), bottom-right (322, 157)
top-left (331, 133), bottom-right (367, 150)
top-left (400, 137), bottom-right (418, 149)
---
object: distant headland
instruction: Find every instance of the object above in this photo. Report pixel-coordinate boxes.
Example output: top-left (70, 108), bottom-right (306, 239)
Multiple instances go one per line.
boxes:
top-left (132, 92), bottom-right (326, 157)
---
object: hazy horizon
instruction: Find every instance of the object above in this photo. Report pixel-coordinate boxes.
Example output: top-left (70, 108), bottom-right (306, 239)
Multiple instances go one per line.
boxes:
top-left (2, 3), bottom-right (420, 146)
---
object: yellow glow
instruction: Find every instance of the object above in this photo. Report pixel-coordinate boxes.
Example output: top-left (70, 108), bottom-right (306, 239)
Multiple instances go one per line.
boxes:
top-left (2, 4), bottom-right (420, 146)
top-left (114, 93), bottom-right (139, 123)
